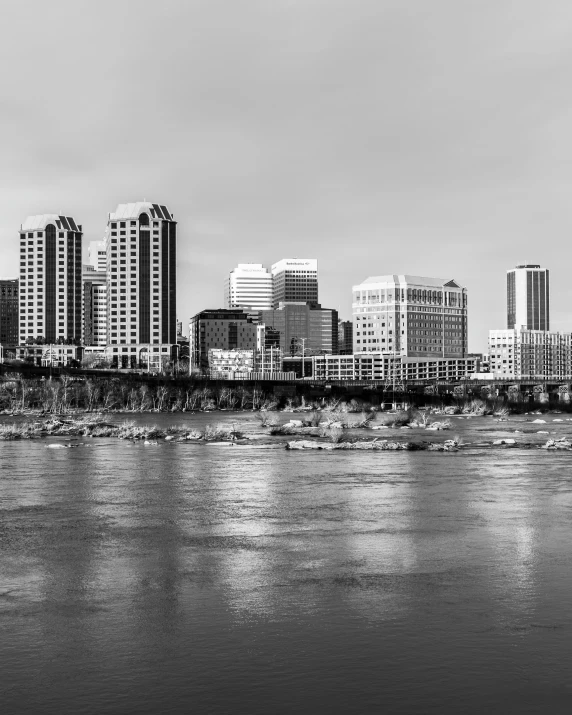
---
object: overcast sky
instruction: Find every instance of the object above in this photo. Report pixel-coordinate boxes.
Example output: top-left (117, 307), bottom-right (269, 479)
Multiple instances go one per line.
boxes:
top-left (1, 0), bottom-right (571, 349)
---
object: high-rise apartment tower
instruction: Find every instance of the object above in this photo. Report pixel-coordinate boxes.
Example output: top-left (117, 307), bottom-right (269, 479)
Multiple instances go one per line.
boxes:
top-left (106, 202), bottom-right (177, 348)
top-left (271, 259), bottom-right (318, 308)
top-left (18, 215), bottom-right (83, 344)
top-left (507, 264), bottom-right (549, 331)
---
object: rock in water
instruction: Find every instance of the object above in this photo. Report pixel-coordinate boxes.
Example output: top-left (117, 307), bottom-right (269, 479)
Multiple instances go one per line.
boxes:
top-left (428, 441), bottom-right (459, 452)
top-left (286, 440), bottom-right (323, 450)
top-left (542, 438), bottom-right (572, 450)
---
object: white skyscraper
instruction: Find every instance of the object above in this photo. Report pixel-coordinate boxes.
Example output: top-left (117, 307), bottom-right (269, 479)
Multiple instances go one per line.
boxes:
top-left (224, 263), bottom-right (273, 313)
top-left (18, 214), bottom-right (83, 344)
top-left (106, 202), bottom-right (177, 367)
top-left (88, 239), bottom-right (107, 272)
top-left (506, 264), bottom-right (550, 331)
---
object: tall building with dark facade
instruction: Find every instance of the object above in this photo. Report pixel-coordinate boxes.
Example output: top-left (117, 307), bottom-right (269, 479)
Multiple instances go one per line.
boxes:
top-left (271, 259), bottom-right (318, 308)
top-left (507, 264), bottom-right (549, 331)
top-left (19, 215), bottom-right (83, 344)
top-left (338, 320), bottom-right (353, 354)
top-left (260, 302), bottom-right (338, 356)
top-left (0, 278), bottom-right (19, 349)
top-left (106, 202), bottom-right (176, 362)
top-left (189, 309), bottom-right (262, 371)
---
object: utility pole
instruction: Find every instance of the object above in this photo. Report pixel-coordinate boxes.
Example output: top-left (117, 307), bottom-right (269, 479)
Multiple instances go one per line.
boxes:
top-left (392, 352), bottom-right (397, 411)
top-left (298, 337), bottom-right (307, 379)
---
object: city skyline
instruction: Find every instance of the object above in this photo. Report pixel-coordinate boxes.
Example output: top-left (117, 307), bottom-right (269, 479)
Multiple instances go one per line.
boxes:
top-left (2, 202), bottom-right (569, 351)
top-left (12, 206), bottom-right (572, 378)
top-left (2, 208), bottom-right (565, 355)
top-left (3, 2), bottom-right (572, 352)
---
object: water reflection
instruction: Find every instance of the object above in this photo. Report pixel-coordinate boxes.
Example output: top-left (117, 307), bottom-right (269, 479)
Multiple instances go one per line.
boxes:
top-left (467, 454), bottom-right (539, 623)
top-left (3, 418), bottom-right (572, 713)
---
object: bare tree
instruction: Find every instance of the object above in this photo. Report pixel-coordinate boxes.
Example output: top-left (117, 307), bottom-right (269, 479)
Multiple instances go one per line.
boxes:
top-left (85, 380), bottom-right (100, 412)
top-left (139, 385), bottom-right (151, 411)
top-left (156, 385), bottom-right (169, 411)
top-left (101, 381), bottom-right (117, 411)
top-left (60, 376), bottom-right (72, 412)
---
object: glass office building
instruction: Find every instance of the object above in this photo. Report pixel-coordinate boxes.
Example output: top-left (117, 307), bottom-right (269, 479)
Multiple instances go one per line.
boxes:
top-left (0, 278), bottom-right (19, 348)
top-left (259, 302), bottom-right (338, 356)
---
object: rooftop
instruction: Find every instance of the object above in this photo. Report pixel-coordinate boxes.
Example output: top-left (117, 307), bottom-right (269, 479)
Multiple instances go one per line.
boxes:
top-left (271, 258), bottom-right (318, 271)
top-left (355, 274), bottom-right (463, 289)
top-left (21, 215), bottom-right (81, 231)
top-left (109, 202), bottom-right (173, 221)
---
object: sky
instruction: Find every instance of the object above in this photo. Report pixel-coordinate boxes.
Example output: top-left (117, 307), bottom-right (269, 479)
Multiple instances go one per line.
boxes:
top-left (1, 0), bottom-right (572, 350)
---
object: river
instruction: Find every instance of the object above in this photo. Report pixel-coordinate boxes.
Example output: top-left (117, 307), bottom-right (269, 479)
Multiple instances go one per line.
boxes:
top-left (1, 412), bottom-right (572, 713)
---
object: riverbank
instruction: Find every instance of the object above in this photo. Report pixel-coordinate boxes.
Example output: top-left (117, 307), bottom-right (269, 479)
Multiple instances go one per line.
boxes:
top-left (0, 399), bottom-right (569, 418)
top-left (3, 374), bottom-right (572, 415)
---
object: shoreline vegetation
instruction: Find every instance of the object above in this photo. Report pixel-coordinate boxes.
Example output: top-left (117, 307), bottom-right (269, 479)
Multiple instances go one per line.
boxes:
top-left (1, 374), bottom-right (572, 416)
top-left (1, 406), bottom-right (571, 452)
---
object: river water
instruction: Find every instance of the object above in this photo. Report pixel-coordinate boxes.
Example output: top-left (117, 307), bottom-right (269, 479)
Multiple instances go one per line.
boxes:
top-left (2, 412), bottom-right (572, 713)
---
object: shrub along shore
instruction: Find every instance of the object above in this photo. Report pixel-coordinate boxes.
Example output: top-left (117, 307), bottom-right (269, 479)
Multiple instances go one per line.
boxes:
top-left (1, 374), bottom-right (570, 416)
